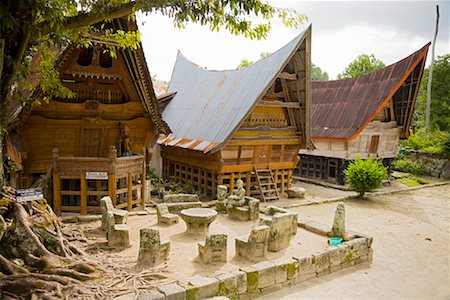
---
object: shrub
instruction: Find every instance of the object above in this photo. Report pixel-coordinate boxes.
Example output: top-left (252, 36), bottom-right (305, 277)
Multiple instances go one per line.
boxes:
top-left (344, 156), bottom-right (388, 197)
top-left (392, 157), bottom-right (425, 175)
top-left (400, 129), bottom-right (450, 154)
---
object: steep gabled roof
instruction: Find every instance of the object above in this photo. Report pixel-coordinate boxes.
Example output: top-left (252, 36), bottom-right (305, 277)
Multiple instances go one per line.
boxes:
top-left (13, 16), bottom-right (170, 135)
top-left (311, 43), bottom-right (430, 141)
top-left (158, 26), bottom-right (311, 153)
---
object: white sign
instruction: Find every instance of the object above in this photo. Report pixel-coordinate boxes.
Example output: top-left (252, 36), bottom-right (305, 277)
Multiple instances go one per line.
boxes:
top-left (86, 172), bottom-right (108, 180)
top-left (16, 188), bottom-right (44, 202)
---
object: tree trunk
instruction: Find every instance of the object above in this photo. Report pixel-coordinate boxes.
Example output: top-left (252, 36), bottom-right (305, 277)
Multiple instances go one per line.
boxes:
top-left (425, 5), bottom-right (440, 133)
top-left (0, 128), bottom-right (5, 188)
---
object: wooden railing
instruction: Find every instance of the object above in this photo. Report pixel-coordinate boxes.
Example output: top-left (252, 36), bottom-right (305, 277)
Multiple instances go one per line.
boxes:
top-left (52, 146), bottom-right (147, 215)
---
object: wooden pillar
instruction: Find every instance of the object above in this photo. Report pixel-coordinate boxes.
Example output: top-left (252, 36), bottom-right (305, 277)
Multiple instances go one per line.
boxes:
top-left (230, 173), bottom-right (235, 192)
top-left (141, 148), bottom-right (147, 210)
top-left (52, 148), bottom-right (61, 215)
top-left (80, 174), bottom-right (87, 215)
top-left (287, 169), bottom-right (292, 188)
top-left (109, 146), bottom-right (117, 206)
top-left (280, 169), bottom-right (285, 194)
top-left (127, 172), bottom-right (133, 211)
top-left (212, 172), bottom-right (217, 197)
top-left (245, 172), bottom-right (251, 196)
top-left (203, 170), bottom-right (207, 194)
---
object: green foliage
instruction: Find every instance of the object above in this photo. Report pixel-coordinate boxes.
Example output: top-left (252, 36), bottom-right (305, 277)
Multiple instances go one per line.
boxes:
top-left (392, 157), bottom-right (425, 175)
top-left (164, 181), bottom-right (196, 195)
top-left (344, 156), bottom-right (388, 197)
top-left (400, 128), bottom-right (450, 154)
top-left (337, 54), bottom-right (386, 79)
top-left (311, 63), bottom-right (329, 81)
top-left (413, 54), bottom-right (450, 131)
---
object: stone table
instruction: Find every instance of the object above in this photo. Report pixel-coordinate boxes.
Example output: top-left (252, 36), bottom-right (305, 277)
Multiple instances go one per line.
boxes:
top-left (180, 208), bottom-right (218, 235)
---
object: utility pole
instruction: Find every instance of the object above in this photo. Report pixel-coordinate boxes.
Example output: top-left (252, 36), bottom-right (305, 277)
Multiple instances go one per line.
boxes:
top-left (425, 5), bottom-right (440, 133)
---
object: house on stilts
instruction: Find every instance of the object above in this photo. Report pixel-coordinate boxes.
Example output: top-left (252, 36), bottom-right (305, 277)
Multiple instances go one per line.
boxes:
top-left (154, 26), bottom-right (313, 200)
top-left (295, 43), bottom-right (430, 184)
top-left (16, 16), bottom-right (170, 215)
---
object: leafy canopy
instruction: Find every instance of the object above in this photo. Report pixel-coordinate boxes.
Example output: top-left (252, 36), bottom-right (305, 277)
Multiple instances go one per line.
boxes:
top-left (311, 63), bottom-right (329, 81)
top-left (413, 54), bottom-right (450, 132)
top-left (344, 156), bottom-right (388, 197)
top-left (337, 54), bottom-right (385, 79)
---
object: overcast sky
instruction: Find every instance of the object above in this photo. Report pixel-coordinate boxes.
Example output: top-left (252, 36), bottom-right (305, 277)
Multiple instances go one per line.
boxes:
top-left (138, 1), bottom-right (449, 81)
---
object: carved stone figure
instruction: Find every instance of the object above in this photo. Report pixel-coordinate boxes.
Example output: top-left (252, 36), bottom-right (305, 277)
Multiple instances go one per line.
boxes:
top-left (119, 122), bottom-right (132, 157)
top-left (216, 185), bottom-right (228, 212)
top-left (329, 202), bottom-right (348, 240)
top-left (226, 179), bottom-right (246, 209)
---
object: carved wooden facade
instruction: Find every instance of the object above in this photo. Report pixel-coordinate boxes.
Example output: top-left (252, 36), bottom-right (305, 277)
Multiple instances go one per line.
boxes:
top-left (296, 44), bottom-right (430, 184)
top-left (156, 27), bottom-right (313, 199)
top-left (19, 17), bottom-right (169, 214)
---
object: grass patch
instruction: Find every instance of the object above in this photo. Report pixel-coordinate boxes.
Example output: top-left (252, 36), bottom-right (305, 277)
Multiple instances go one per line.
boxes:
top-left (397, 176), bottom-right (430, 187)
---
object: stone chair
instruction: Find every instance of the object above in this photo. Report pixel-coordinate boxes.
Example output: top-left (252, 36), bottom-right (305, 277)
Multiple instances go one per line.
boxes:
top-left (100, 196), bottom-right (129, 231)
top-left (228, 196), bottom-right (260, 221)
top-left (156, 203), bottom-right (179, 225)
top-left (198, 234), bottom-right (227, 264)
top-left (235, 225), bottom-right (270, 262)
top-left (259, 205), bottom-right (298, 252)
top-left (105, 212), bottom-right (130, 248)
top-left (137, 228), bottom-right (171, 268)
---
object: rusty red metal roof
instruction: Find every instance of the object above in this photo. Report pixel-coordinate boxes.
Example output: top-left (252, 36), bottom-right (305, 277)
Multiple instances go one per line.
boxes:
top-left (311, 43), bottom-right (430, 141)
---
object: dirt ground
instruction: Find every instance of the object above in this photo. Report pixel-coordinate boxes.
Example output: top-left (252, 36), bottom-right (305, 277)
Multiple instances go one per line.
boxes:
top-left (259, 184), bottom-right (450, 300)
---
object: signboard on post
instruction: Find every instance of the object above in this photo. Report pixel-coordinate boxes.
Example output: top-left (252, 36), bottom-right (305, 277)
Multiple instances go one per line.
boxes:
top-left (86, 171), bottom-right (108, 180)
top-left (16, 188), bottom-right (44, 202)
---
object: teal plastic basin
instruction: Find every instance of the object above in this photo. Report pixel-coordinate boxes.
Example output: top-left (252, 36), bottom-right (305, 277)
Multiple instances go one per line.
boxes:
top-left (328, 237), bottom-right (343, 246)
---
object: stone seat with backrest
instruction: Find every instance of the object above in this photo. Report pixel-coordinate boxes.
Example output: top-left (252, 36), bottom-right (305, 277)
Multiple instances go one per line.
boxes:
top-left (105, 212), bottom-right (130, 248)
top-left (156, 203), bottom-right (179, 225)
top-left (100, 196), bottom-right (129, 231)
top-left (137, 228), bottom-right (170, 268)
top-left (235, 225), bottom-right (270, 262)
top-left (259, 205), bottom-right (298, 252)
top-left (228, 196), bottom-right (260, 221)
top-left (198, 234), bottom-right (227, 264)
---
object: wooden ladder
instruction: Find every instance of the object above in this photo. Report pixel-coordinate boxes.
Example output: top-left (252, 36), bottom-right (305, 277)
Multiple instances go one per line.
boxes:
top-left (254, 167), bottom-right (280, 202)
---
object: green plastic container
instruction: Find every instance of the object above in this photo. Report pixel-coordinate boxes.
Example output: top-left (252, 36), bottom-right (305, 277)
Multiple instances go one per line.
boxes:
top-left (328, 237), bottom-right (343, 246)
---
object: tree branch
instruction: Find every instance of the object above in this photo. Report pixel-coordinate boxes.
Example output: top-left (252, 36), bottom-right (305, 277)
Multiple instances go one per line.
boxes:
top-left (39, 2), bottom-right (137, 36)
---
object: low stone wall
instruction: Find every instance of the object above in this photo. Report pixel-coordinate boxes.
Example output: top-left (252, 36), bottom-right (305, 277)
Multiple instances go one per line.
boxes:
top-left (408, 152), bottom-right (450, 179)
top-left (130, 219), bottom-right (373, 300)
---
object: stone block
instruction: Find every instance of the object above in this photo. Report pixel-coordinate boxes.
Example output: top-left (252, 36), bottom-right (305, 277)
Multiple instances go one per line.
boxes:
top-left (158, 283), bottom-right (186, 300)
top-left (235, 225), bottom-right (270, 262)
top-left (163, 194), bottom-right (199, 203)
top-left (108, 224), bottom-right (130, 248)
top-left (346, 238), bottom-right (368, 257)
top-left (259, 283), bottom-right (282, 295)
top-left (293, 255), bottom-right (316, 283)
top-left (312, 250), bottom-right (331, 276)
top-left (303, 220), bottom-right (330, 236)
top-left (272, 258), bottom-right (296, 283)
top-left (252, 261), bottom-right (276, 289)
top-left (239, 265), bottom-right (258, 294)
top-left (216, 272), bottom-right (239, 297)
top-left (228, 206), bottom-right (250, 221)
top-left (184, 275), bottom-right (219, 300)
top-left (206, 297), bottom-right (230, 300)
top-left (167, 202), bottom-right (203, 214)
top-left (138, 228), bottom-right (170, 268)
top-left (328, 244), bottom-right (348, 267)
top-left (137, 290), bottom-right (165, 300)
top-left (287, 187), bottom-right (305, 198)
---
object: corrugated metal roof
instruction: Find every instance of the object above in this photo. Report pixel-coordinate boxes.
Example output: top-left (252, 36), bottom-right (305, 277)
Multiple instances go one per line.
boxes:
top-left (158, 27), bottom-right (310, 153)
top-left (311, 43), bottom-right (429, 141)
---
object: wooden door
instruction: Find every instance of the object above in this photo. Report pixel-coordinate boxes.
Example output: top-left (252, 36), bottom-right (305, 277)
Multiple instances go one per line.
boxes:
top-left (82, 129), bottom-right (102, 157)
top-left (253, 145), bottom-right (271, 166)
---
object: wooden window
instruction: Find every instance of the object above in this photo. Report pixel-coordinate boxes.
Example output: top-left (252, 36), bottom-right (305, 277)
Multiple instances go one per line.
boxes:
top-left (369, 135), bottom-right (380, 153)
top-left (77, 48), bottom-right (93, 66)
top-left (99, 51), bottom-right (113, 68)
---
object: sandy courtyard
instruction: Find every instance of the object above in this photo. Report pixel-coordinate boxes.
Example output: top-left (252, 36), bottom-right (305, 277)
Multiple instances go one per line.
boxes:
top-left (80, 210), bottom-right (329, 284)
top-left (260, 184), bottom-right (450, 300)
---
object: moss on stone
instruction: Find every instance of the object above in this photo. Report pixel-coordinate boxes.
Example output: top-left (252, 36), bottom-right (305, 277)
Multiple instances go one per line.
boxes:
top-left (287, 262), bottom-right (297, 279)
top-left (184, 285), bottom-right (198, 300)
top-left (218, 281), bottom-right (227, 296)
top-left (247, 271), bottom-right (259, 293)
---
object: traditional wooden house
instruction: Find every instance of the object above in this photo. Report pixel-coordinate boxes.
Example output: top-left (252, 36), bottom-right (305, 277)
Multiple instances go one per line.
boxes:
top-left (155, 26), bottom-right (313, 200)
top-left (18, 17), bottom-right (170, 214)
top-left (296, 44), bottom-right (430, 184)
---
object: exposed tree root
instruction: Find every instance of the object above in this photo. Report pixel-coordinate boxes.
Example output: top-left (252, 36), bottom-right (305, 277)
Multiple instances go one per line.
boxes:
top-left (0, 188), bottom-right (100, 299)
